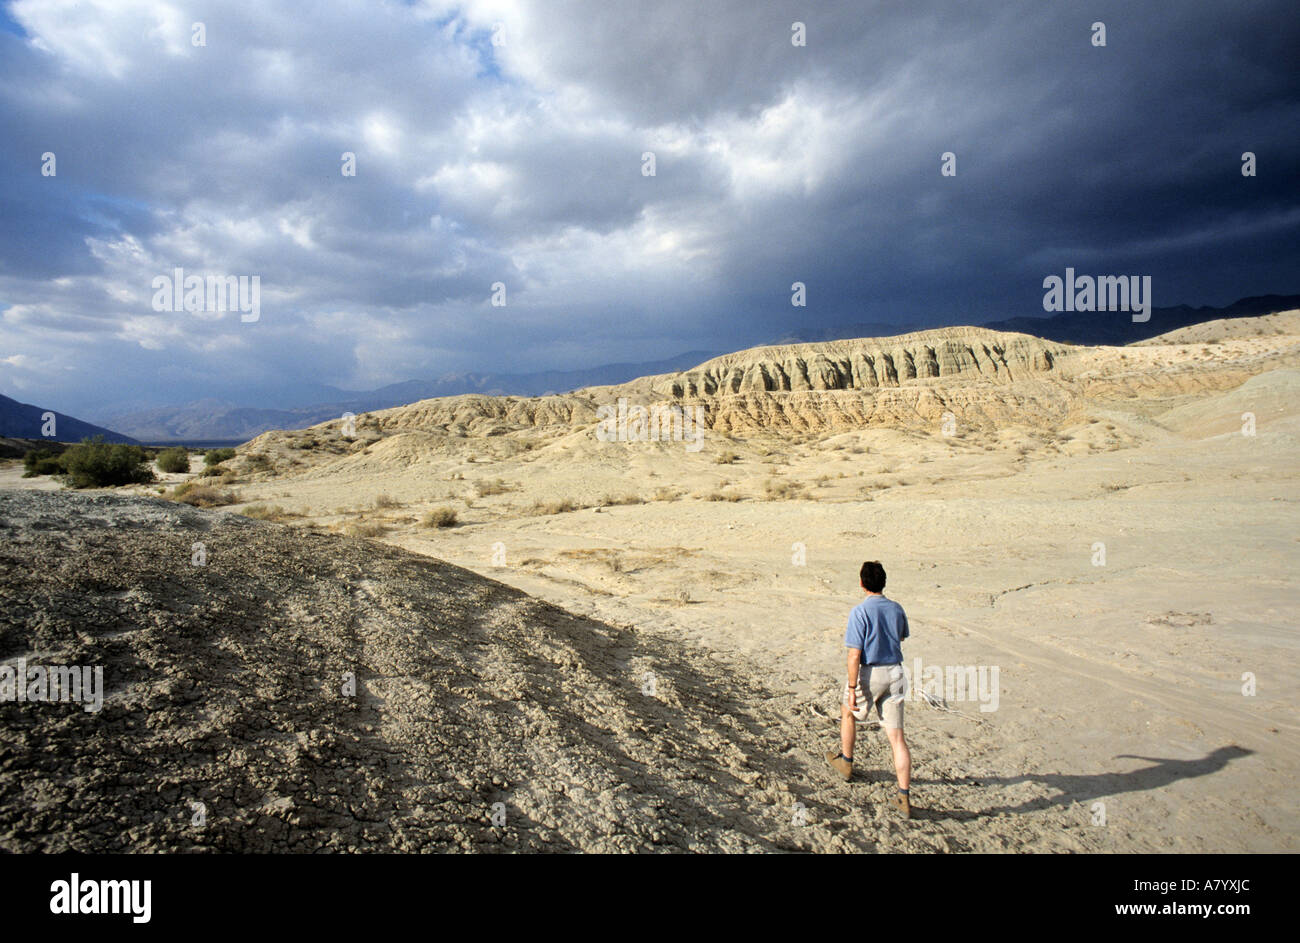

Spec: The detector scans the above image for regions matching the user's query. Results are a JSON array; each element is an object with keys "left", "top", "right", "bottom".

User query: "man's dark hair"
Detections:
[{"left": 860, "top": 561, "right": 887, "bottom": 593}]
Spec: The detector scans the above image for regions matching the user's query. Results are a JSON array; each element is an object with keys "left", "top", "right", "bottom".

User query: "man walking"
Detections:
[{"left": 826, "top": 560, "right": 912, "bottom": 818}]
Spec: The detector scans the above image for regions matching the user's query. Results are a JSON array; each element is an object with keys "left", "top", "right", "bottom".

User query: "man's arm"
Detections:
[{"left": 846, "top": 647, "right": 862, "bottom": 707}]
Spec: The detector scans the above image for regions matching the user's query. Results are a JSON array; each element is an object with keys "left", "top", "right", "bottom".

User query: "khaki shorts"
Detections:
[{"left": 843, "top": 664, "right": 907, "bottom": 729}]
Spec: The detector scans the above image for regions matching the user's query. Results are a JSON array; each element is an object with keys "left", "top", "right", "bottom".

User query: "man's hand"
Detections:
[{"left": 846, "top": 685, "right": 856, "bottom": 710}]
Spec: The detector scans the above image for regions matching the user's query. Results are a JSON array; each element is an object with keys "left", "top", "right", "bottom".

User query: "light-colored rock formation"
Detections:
[
  {"left": 655, "top": 328, "right": 1073, "bottom": 397},
  {"left": 235, "top": 312, "right": 1300, "bottom": 457}
]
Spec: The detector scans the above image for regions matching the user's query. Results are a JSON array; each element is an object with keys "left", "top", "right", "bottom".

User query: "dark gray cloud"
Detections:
[{"left": 0, "top": 0, "right": 1296, "bottom": 418}]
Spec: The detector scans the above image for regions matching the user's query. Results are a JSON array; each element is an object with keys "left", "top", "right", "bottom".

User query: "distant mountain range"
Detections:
[
  {"left": 91, "top": 351, "right": 719, "bottom": 443},
  {"left": 775, "top": 294, "right": 1300, "bottom": 346},
  {"left": 980, "top": 293, "right": 1300, "bottom": 346},
  {"left": 16, "top": 292, "right": 1299, "bottom": 446},
  {"left": 0, "top": 393, "right": 141, "bottom": 445}
]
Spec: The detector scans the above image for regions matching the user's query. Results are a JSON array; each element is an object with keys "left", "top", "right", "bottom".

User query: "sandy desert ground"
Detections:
[{"left": 2, "top": 313, "right": 1297, "bottom": 852}]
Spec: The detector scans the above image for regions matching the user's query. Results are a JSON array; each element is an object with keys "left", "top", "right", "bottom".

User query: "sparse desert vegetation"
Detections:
[
  {"left": 239, "top": 504, "right": 303, "bottom": 522},
  {"left": 600, "top": 493, "right": 643, "bottom": 506},
  {"left": 243, "top": 452, "right": 273, "bottom": 472},
  {"left": 342, "top": 520, "right": 390, "bottom": 538},
  {"left": 705, "top": 489, "right": 743, "bottom": 501},
  {"left": 165, "top": 481, "right": 238, "bottom": 507},
  {"left": 473, "top": 478, "right": 514, "bottom": 496},
  {"left": 528, "top": 498, "right": 580, "bottom": 516},
  {"left": 421, "top": 506, "right": 459, "bottom": 528},
  {"left": 762, "top": 477, "right": 803, "bottom": 499}
]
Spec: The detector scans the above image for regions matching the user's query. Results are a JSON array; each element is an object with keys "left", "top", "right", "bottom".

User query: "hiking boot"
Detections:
[
  {"left": 825, "top": 751, "right": 853, "bottom": 781},
  {"left": 892, "top": 792, "right": 912, "bottom": 819}
]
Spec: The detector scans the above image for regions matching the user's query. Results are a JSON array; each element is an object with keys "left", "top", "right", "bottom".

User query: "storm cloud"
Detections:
[{"left": 1, "top": 0, "right": 1296, "bottom": 417}]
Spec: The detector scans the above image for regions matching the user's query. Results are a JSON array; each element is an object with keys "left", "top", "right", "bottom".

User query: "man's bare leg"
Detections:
[
  {"left": 840, "top": 703, "right": 856, "bottom": 761},
  {"left": 825, "top": 703, "right": 856, "bottom": 781},
  {"left": 885, "top": 727, "right": 911, "bottom": 790}
]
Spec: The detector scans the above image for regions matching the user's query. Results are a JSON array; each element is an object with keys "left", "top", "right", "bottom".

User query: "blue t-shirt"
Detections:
[{"left": 844, "top": 595, "right": 909, "bottom": 665}]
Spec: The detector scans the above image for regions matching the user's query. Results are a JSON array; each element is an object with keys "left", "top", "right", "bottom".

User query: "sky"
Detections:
[{"left": 1, "top": 0, "right": 1297, "bottom": 418}]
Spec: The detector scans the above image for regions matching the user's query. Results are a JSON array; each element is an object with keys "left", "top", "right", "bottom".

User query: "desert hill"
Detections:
[
  {"left": 87, "top": 293, "right": 1300, "bottom": 444},
  {"left": 658, "top": 327, "right": 1071, "bottom": 395},
  {"left": 226, "top": 313, "right": 1299, "bottom": 461},
  {"left": 0, "top": 491, "right": 802, "bottom": 852}
]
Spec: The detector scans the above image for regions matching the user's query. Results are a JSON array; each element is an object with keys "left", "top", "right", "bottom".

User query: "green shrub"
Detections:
[
  {"left": 60, "top": 437, "right": 155, "bottom": 488},
  {"left": 22, "top": 448, "right": 65, "bottom": 477},
  {"left": 204, "top": 447, "right": 237, "bottom": 466},
  {"left": 155, "top": 446, "right": 191, "bottom": 473}
]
